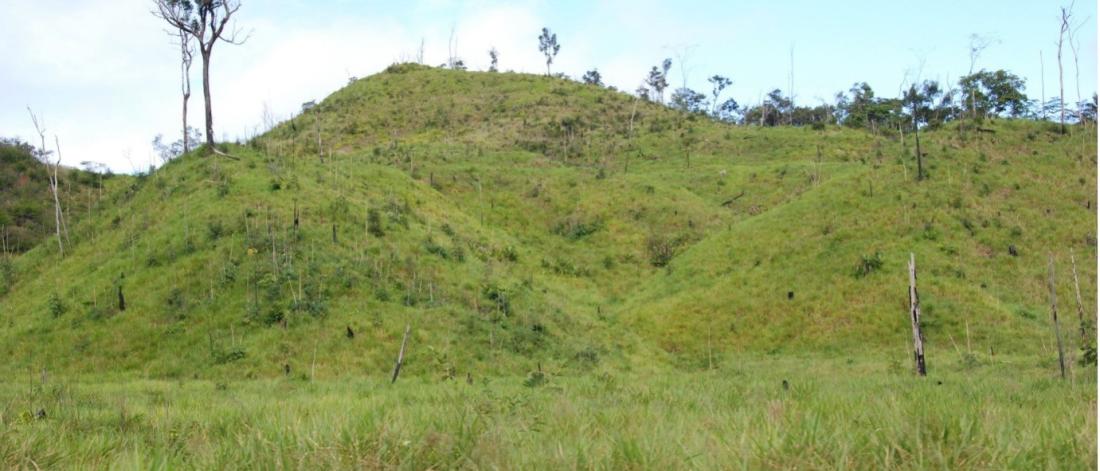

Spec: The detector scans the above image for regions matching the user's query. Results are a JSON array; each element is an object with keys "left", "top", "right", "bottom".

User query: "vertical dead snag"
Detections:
[
  {"left": 1048, "top": 254, "right": 1067, "bottom": 379},
  {"left": 908, "top": 253, "right": 926, "bottom": 376}
]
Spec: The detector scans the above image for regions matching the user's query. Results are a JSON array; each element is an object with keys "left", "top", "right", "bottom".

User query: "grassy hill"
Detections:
[{"left": 0, "top": 64, "right": 1095, "bottom": 380}]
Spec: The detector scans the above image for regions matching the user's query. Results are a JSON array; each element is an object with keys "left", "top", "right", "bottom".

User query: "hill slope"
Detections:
[{"left": 0, "top": 65, "right": 1095, "bottom": 378}]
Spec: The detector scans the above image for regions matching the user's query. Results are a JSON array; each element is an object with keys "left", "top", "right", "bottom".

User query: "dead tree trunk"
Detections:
[
  {"left": 908, "top": 253, "right": 926, "bottom": 376},
  {"left": 52, "top": 137, "right": 70, "bottom": 245},
  {"left": 1048, "top": 254, "right": 1066, "bottom": 379},
  {"left": 914, "top": 120, "right": 923, "bottom": 181},
  {"left": 178, "top": 29, "right": 193, "bottom": 154},
  {"left": 390, "top": 323, "right": 411, "bottom": 384}
]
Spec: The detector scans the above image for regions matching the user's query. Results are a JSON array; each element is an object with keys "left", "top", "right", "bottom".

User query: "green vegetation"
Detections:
[
  {"left": 0, "top": 138, "right": 113, "bottom": 254},
  {"left": 0, "top": 66, "right": 1095, "bottom": 468},
  {"left": 1, "top": 357, "right": 1093, "bottom": 469}
]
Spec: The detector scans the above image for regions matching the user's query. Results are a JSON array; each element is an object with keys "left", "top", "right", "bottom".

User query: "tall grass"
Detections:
[{"left": 1, "top": 356, "right": 1093, "bottom": 469}]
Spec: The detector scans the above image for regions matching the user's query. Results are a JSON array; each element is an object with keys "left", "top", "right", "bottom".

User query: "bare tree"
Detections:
[
  {"left": 788, "top": 44, "right": 795, "bottom": 125},
  {"left": 26, "top": 108, "right": 66, "bottom": 257},
  {"left": 154, "top": 0, "right": 247, "bottom": 150},
  {"left": 967, "top": 34, "right": 995, "bottom": 120},
  {"left": 1067, "top": 8, "right": 1088, "bottom": 123},
  {"left": 167, "top": 24, "right": 196, "bottom": 154},
  {"left": 447, "top": 24, "right": 460, "bottom": 69},
  {"left": 1040, "top": 50, "right": 1047, "bottom": 120},
  {"left": 1058, "top": 5, "right": 1071, "bottom": 133}
]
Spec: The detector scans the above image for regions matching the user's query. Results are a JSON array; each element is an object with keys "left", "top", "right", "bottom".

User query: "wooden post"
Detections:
[
  {"left": 390, "top": 323, "right": 411, "bottom": 384},
  {"left": 1048, "top": 254, "right": 1067, "bottom": 379},
  {"left": 908, "top": 253, "right": 927, "bottom": 376}
]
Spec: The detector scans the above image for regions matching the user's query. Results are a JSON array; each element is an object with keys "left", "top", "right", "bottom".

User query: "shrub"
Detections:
[
  {"left": 646, "top": 235, "right": 679, "bottom": 267},
  {"left": 552, "top": 217, "right": 601, "bottom": 240},
  {"left": 482, "top": 283, "right": 511, "bottom": 316},
  {"left": 367, "top": 208, "right": 385, "bottom": 238},
  {"left": 523, "top": 370, "right": 547, "bottom": 387},
  {"left": 213, "top": 348, "right": 246, "bottom": 364},
  {"left": 854, "top": 252, "right": 884, "bottom": 278},
  {"left": 424, "top": 238, "right": 449, "bottom": 259},
  {"left": 496, "top": 245, "right": 519, "bottom": 262},
  {"left": 166, "top": 287, "right": 186, "bottom": 315},
  {"left": 47, "top": 292, "right": 66, "bottom": 318},
  {"left": 207, "top": 220, "right": 226, "bottom": 241}
]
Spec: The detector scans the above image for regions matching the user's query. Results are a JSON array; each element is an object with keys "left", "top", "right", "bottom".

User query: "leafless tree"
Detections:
[
  {"left": 153, "top": 0, "right": 247, "bottom": 150},
  {"left": 447, "top": 25, "right": 459, "bottom": 69},
  {"left": 1040, "top": 50, "right": 1047, "bottom": 120},
  {"left": 1067, "top": 8, "right": 1088, "bottom": 123},
  {"left": 26, "top": 108, "right": 66, "bottom": 257},
  {"left": 789, "top": 45, "right": 797, "bottom": 125},
  {"left": 167, "top": 25, "right": 195, "bottom": 154},
  {"left": 1058, "top": 5, "right": 1071, "bottom": 133},
  {"left": 967, "top": 34, "right": 995, "bottom": 120}
]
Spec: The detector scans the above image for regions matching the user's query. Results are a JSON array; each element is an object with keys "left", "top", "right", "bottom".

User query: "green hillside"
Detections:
[
  {"left": 0, "top": 64, "right": 1095, "bottom": 379},
  {"left": 0, "top": 139, "right": 111, "bottom": 255}
]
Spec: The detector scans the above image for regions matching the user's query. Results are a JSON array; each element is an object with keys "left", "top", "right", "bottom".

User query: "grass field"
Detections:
[{"left": 1, "top": 355, "right": 1094, "bottom": 469}]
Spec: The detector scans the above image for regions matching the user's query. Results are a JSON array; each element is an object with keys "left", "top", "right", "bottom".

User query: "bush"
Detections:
[
  {"left": 496, "top": 245, "right": 519, "bottom": 262},
  {"left": 552, "top": 217, "right": 601, "bottom": 240},
  {"left": 646, "top": 235, "right": 679, "bottom": 267},
  {"left": 482, "top": 283, "right": 511, "bottom": 316},
  {"left": 424, "top": 238, "right": 449, "bottom": 259},
  {"left": 367, "top": 208, "right": 385, "bottom": 237},
  {"left": 207, "top": 220, "right": 226, "bottom": 241},
  {"left": 213, "top": 348, "right": 246, "bottom": 364},
  {"left": 854, "top": 252, "right": 884, "bottom": 278},
  {"left": 47, "top": 292, "right": 66, "bottom": 318},
  {"left": 166, "top": 287, "right": 186, "bottom": 316}
]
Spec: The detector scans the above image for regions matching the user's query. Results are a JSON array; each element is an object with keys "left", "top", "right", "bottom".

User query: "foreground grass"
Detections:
[{"left": 1, "top": 356, "right": 1093, "bottom": 470}]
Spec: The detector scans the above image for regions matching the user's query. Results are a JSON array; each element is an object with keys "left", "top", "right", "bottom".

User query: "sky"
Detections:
[{"left": 1, "top": 0, "right": 1096, "bottom": 172}]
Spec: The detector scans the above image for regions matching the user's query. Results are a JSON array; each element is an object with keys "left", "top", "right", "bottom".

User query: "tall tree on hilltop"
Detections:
[
  {"left": 708, "top": 75, "right": 732, "bottom": 117},
  {"left": 488, "top": 47, "right": 499, "bottom": 72},
  {"left": 538, "top": 27, "right": 560, "bottom": 76},
  {"left": 582, "top": 69, "right": 603, "bottom": 86},
  {"left": 158, "top": 4, "right": 196, "bottom": 155},
  {"left": 904, "top": 81, "right": 943, "bottom": 181},
  {"left": 645, "top": 59, "right": 672, "bottom": 104},
  {"left": 958, "top": 70, "right": 1028, "bottom": 119},
  {"left": 154, "top": 0, "right": 247, "bottom": 151}
]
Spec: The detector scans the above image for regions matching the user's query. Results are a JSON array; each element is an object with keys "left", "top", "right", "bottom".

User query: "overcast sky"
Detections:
[{"left": 1, "top": 0, "right": 1096, "bottom": 172}]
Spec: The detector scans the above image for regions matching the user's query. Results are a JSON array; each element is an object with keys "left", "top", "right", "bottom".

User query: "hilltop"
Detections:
[{"left": 0, "top": 64, "right": 1095, "bottom": 378}]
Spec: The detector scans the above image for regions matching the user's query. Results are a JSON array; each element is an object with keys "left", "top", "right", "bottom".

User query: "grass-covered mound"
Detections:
[{"left": 0, "top": 65, "right": 1094, "bottom": 380}]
